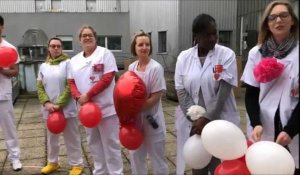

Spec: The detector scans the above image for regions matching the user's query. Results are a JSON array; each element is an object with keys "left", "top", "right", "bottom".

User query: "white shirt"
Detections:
[
  {"left": 175, "top": 44, "right": 240, "bottom": 126},
  {"left": 241, "top": 43, "right": 299, "bottom": 168},
  {"left": 0, "top": 39, "right": 20, "bottom": 101},
  {"left": 128, "top": 59, "right": 167, "bottom": 136},
  {"left": 37, "top": 59, "right": 77, "bottom": 119},
  {"left": 69, "top": 46, "right": 118, "bottom": 118}
]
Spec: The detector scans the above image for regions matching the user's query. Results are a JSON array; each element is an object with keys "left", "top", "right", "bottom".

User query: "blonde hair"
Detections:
[{"left": 257, "top": 0, "right": 299, "bottom": 44}]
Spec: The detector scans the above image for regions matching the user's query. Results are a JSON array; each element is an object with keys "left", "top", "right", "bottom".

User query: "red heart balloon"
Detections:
[
  {"left": 0, "top": 47, "right": 18, "bottom": 67},
  {"left": 113, "top": 71, "right": 146, "bottom": 124},
  {"left": 47, "top": 111, "right": 66, "bottom": 134},
  {"left": 214, "top": 159, "right": 251, "bottom": 175},
  {"left": 79, "top": 102, "right": 102, "bottom": 128},
  {"left": 119, "top": 123, "right": 143, "bottom": 150}
]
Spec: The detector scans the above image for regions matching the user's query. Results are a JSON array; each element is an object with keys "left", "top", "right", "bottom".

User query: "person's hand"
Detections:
[
  {"left": 252, "top": 125, "right": 263, "bottom": 142},
  {"left": 53, "top": 104, "right": 60, "bottom": 111},
  {"left": 78, "top": 93, "right": 89, "bottom": 105},
  {"left": 191, "top": 117, "right": 210, "bottom": 135},
  {"left": 44, "top": 102, "right": 57, "bottom": 112},
  {"left": 276, "top": 131, "right": 292, "bottom": 146}
]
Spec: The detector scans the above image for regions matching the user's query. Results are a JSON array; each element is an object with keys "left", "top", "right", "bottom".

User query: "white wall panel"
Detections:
[{"left": 0, "top": 0, "right": 35, "bottom": 13}]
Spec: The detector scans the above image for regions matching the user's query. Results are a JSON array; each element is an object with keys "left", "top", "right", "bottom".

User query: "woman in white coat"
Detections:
[
  {"left": 128, "top": 31, "right": 169, "bottom": 175},
  {"left": 174, "top": 14, "right": 240, "bottom": 175},
  {"left": 241, "top": 1, "right": 299, "bottom": 174},
  {"left": 36, "top": 37, "right": 83, "bottom": 175},
  {"left": 68, "top": 25, "right": 123, "bottom": 175}
]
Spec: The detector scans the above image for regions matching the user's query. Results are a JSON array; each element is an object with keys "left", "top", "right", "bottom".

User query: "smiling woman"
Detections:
[
  {"left": 67, "top": 25, "right": 123, "bottom": 175},
  {"left": 126, "top": 31, "right": 169, "bottom": 175},
  {"left": 241, "top": 0, "right": 299, "bottom": 174}
]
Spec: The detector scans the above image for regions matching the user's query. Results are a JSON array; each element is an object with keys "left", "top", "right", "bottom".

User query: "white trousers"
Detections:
[
  {"left": 0, "top": 100, "right": 21, "bottom": 162},
  {"left": 45, "top": 117, "right": 83, "bottom": 166},
  {"left": 175, "top": 106, "right": 192, "bottom": 175},
  {"left": 85, "top": 115, "right": 123, "bottom": 175},
  {"left": 129, "top": 128, "right": 169, "bottom": 175}
]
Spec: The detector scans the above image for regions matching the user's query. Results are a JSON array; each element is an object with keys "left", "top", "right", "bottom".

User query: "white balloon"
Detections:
[
  {"left": 246, "top": 141, "right": 295, "bottom": 175},
  {"left": 201, "top": 120, "right": 247, "bottom": 160},
  {"left": 183, "top": 135, "right": 212, "bottom": 169}
]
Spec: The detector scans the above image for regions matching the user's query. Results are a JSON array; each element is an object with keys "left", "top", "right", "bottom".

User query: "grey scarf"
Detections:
[{"left": 259, "top": 35, "right": 297, "bottom": 59}]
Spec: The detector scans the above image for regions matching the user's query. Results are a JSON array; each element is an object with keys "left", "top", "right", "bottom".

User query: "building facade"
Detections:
[{"left": 0, "top": 0, "right": 298, "bottom": 94}]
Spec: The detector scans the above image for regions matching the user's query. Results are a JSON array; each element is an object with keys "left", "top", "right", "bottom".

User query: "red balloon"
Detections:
[
  {"left": 47, "top": 111, "right": 66, "bottom": 134},
  {"left": 114, "top": 71, "right": 146, "bottom": 124},
  {"left": 79, "top": 102, "right": 102, "bottom": 128},
  {"left": 237, "top": 139, "right": 253, "bottom": 163},
  {"left": 214, "top": 159, "right": 251, "bottom": 175},
  {"left": 119, "top": 123, "right": 143, "bottom": 150},
  {"left": 0, "top": 47, "right": 18, "bottom": 67}
]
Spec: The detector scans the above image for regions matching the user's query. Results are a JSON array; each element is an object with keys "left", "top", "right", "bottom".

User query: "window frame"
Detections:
[
  {"left": 218, "top": 30, "right": 232, "bottom": 48},
  {"left": 35, "top": 0, "right": 45, "bottom": 12},
  {"left": 56, "top": 35, "right": 73, "bottom": 52},
  {"left": 51, "top": 0, "right": 62, "bottom": 11},
  {"left": 158, "top": 31, "right": 167, "bottom": 53},
  {"left": 86, "top": 0, "right": 96, "bottom": 12},
  {"left": 97, "top": 35, "right": 122, "bottom": 52}
]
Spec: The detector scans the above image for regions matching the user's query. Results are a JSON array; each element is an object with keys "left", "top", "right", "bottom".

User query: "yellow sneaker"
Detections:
[
  {"left": 69, "top": 166, "right": 83, "bottom": 175},
  {"left": 41, "top": 163, "right": 60, "bottom": 174}
]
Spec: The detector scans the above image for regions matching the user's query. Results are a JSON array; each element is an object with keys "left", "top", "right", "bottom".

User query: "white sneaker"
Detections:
[{"left": 11, "top": 160, "right": 22, "bottom": 171}]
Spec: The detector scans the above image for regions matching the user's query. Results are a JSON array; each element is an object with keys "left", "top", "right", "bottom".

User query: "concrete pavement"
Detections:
[{"left": 0, "top": 90, "right": 246, "bottom": 175}]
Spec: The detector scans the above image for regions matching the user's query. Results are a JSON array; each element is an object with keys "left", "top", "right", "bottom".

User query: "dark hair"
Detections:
[
  {"left": 192, "top": 13, "right": 216, "bottom": 35},
  {"left": 48, "top": 37, "right": 63, "bottom": 47},
  {"left": 258, "top": 0, "right": 299, "bottom": 44},
  {"left": 130, "top": 30, "right": 152, "bottom": 56},
  {"left": 46, "top": 37, "right": 63, "bottom": 61},
  {"left": 0, "top": 15, "right": 4, "bottom": 26}
]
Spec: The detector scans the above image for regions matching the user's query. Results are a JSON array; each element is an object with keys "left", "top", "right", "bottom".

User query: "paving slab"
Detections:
[{"left": 0, "top": 88, "right": 246, "bottom": 175}]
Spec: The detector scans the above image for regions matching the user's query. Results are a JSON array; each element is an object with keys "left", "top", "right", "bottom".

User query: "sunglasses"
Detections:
[
  {"left": 268, "top": 12, "right": 290, "bottom": 22},
  {"left": 49, "top": 44, "right": 62, "bottom": 49}
]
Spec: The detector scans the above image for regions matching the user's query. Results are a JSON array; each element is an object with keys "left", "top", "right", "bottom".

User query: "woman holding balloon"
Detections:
[
  {"left": 174, "top": 13, "right": 240, "bottom": 175},
  {"left": 36, "top": 37, "right": 83, "bottom": 175},
  {"left": 127, "top": 31, "right": 169, "bottom": 175},
  {"left": 68, "top": 25, "right": 123, "bottom": 175},
  {"left": 241, "top": 0, "right": 299, "bottom": 173}
]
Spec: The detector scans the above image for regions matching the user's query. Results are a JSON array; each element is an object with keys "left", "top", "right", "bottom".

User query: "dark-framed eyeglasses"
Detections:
[
  {"left": 81, "top": 34, "right": 95, "bottom": 38},
  {"left": 268, "top": 12, "right": 290, "bottom": 22},
  {"left": 49, "top": 44, "right": 62, "bottom": 49}
]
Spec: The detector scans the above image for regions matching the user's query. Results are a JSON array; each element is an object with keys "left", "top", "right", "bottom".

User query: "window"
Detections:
[
  {"left": 218, "top": 31, "right": 231, "bottom": 48},
  {"left": 57, "top": 36, "right": 73, "bottom": 52},
  {"left": 51, "top": 0, "right": 61, "bottom": 10},
  {"left": 97, "top": 36, "right": 122, "bottom": 51},
  {"left": 86, "top": 0, "right": 96, "bottom": 12},
  {"left": 158, "top": 31, "right": 167, "bottom": 53},
  {"left": 35, "top": 0, "right": 45, "bottom": 12}
]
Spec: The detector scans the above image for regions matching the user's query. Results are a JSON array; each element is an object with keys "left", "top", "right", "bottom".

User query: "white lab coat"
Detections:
[
  {"left": 37, "top": 59, "right": 77, "bottom": 119},
  {"left": 128, "top": 59, "right": 169, "bottom": 175},
  {"left": 37, "top": 59, "right": 83, "bottom": 166},
  {"left": 174, "top": 44, "right": 240, "bottom": 174},
  {"left": 0, "top": 39, "right": 21, "bottom": 163},
  {"left": 69, "top": 46, "right": 118, "bottom": 119},
  {"left": 241, "top": 43, "right": 299, "bottom": 168},
  {"left": 69, "top": 46, "right": 123, "bottom": 175}
]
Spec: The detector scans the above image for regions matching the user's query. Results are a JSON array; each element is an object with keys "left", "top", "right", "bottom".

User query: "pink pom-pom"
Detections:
[{"left": 253, "top": 57, "right": 284, "bottom": 83}]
